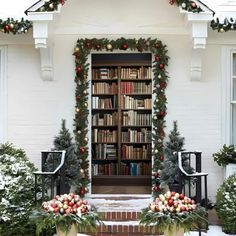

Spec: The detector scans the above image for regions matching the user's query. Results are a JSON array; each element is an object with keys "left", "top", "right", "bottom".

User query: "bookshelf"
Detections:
[{"left": 91, "top": 53, "right": 152, "bottom": 193}]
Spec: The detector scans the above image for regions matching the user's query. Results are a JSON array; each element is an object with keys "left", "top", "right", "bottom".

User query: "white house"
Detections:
[{"left": 0, "top": 0, "right": 236, "bottom": 201}]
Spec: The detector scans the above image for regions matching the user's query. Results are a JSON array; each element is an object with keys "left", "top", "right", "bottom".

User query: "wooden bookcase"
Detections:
[{"left": 91, "top": 53, "right": 152, "bottom": 193}]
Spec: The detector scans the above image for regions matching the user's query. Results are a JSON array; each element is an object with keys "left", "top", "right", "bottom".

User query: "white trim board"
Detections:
[
  {"left": 0, "top": 46, "right": 7, "bottom": 143},
  {"left": 221, "top": 46, "right": 236, "bottom": 145}
]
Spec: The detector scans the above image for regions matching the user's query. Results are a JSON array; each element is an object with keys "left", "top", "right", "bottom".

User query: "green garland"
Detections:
[
  {"left": 211, "top": 18, "right": 236, "bottom": 32},
  {"left": 0, "top": 18, "right": 32, "bottom": 34},
  {"left": 169, "top": 0, "right": 203, "bottom": 13},
  {"left": 73, "top": 37, "right": 169, "bottom": 197},
  {"left": 140, "top": 206, "right": 207, "bottom": 235},
  {"left": 36, "top": 0, "right": 67, "bottom": 12}
]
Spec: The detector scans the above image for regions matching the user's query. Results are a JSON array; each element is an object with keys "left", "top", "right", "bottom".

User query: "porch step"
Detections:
[
  {"left": 86, "top": 195, "right": 162, "bottom": 235},
  {"left": 101, "top": 211, "right": 141, "bottom": 221},
  {"left": 89, "top": 221, "right": 161, "bottom": 235}
]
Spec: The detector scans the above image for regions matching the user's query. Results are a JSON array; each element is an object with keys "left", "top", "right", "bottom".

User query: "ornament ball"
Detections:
[
  {"left": 106, "top": 43, "right": 113, "bottom": 50},
  {"left": 49, "top": 3, "right": 54, "bottom": 9}
]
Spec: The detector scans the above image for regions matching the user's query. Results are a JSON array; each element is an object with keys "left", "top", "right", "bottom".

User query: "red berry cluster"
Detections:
[
  {"left": 149, "top": 191, "right": 196, "bottom": 213},
  {"left": 42, "top": 193, "right": 91, "bottom": 216}
]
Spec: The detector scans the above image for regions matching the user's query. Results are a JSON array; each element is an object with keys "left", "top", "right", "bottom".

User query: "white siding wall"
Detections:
[{"left": 1, "top": 0, "right": 234, "bottom": 200}]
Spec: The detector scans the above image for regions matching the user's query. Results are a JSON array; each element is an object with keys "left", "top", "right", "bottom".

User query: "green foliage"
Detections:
[
  {"left": 216, "top": 174, "right": 236, "bottom": 234},
  {"left": 174, "top": 0, "right": 203, "bottom": 13},
  {"left": 0, "top": 143, "right": 36, "bottom": 236},
  {"left": 213, "top": 144, "right": 236, "bottom": 166},
  {"left": 160, "top": 121, "right": 187, "bottom": 187},
  {"left": 0, "top": 18, "right": 32, "bottom": 34},
  {"left": 35, "top": 210, "right": 102, "bottom": 235},
  {"left": 46, "top": 119, "right": 79, "bottom": 189},
  {"left": 140, "top": 206, "right": 207, "bottom": 235}
]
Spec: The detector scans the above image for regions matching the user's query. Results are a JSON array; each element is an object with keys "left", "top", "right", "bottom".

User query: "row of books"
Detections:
[
  {"left": 92, "top": 163, "right": 117, "bottom": 176},
  {"left": 121, "top": 128, "right": 152, "bottom": 143},
  {"left": 92, "top": 82, "right": 117, "bottom": 94},
  {"left": 121, "top": 144, "right": 152, "bottom": 160},
  {"left": 122, "top": 111, "right": 152, "bottom": 126},
  {"left": 92, "top": 112, "right": 118, "bottom": 126},
  {"left": 121, "top": 95, "right": 152, "bottom": 109},
  {"left": 93, "top": 129, "right": 117, "bottom": 143},
  {"left": 92, "top": 144, "right": 117, "bottom": 160},
  {"left": 92, "top": 68, "right": 118, "bottom": 80},
  {"left": 92, "top": 97, "right": 117, "bottom": 109},
  {"left": 120, "top": 162, "right": 151, "bottom": 176},
  {"left": 120, "top": 67, "right": 152, "bottom": 79},
  {"left": 121, "top": 82, "right": 152, "bottom": 94}
]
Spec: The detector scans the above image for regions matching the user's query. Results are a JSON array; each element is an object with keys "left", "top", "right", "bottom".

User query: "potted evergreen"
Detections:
[
  {"left": 213, "top": 144, "right": 236, "bottom": 178},
  {"left": 160, "top": 121, "right": 190, "bottom": 192}
]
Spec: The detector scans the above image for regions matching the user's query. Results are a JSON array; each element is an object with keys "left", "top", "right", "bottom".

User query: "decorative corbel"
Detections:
[
  {"left": 190, "top": 48, "right": 203, "bottom": 81},
  {"left": 180, "top": 3, "right": 213, "bottom": 81},
  {"left": 39, "top": 46, "right": 53, "bottom": 81},
  {"left": 27, "top": 12, "right": 54, "bottom": 80}
]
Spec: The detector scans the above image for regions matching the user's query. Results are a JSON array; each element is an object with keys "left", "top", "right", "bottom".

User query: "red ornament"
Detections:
[
  {"left": 60, "top": 0, "right": 65, "bottom": 5},
  {"left": 168, "top": 199, "right": 174, "bottom": 206},
  {"left": 79, "top": 147, "right": 86, "bottom": 153},
  {"left": 155, "top": 55, "right": 161, "bottom": 61},
  {"left": 153, "top": 185, "right": 160, "bottom": 192},
  {"left": 159, "top": 63, "right": 165, "bottom": 70},
  {"left": 153, "top": 172, "right": 160, "bottom": 179},
  {"left": 191, "top": 2, "right": 197, "bottom": 8},
  {"left": 169, "top": 0, "right": 176, "bottom": 5},
  {"left": 76, "top": 95, "right": 81, "bottom": 101},
  {"left": 160, "top": 82, "right": 167, "bottom": 89},
  {"left": 155, "top": 43, "right": 161, "bottom": 48},
  {"left": 76, "top": 66, "right": 83, "bottom": 74},
  {"left": 4, "top": 25, "right": 9, "bottom": 31},
  {"left": 79, "top": 188, "right": 86, "bottom": 197},
  {"left": 122, "top": 43, "right": 128, "bottom": 50},
  {"left": 159, "top": 111, "right": 166, "bottom": 118},
  {"left": 85, "top": 40, "right": 92, "bottom": 49},
  {"left": 96, "top": 44, "right": 101, "bottom": 50},
  {"left": 159, "top": 155, "right": 164, "bottom": 161},
  {"left": 179, "top": 193, "right": 185, "bottom": 200}
]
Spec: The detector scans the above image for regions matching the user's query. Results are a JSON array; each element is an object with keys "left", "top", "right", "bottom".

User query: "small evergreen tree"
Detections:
[
  {"left": 160, "top": 121, "right": 187, "bottom": 188},
  {"left": 46, "top": 120, "right": 79, "bottom": 189}
]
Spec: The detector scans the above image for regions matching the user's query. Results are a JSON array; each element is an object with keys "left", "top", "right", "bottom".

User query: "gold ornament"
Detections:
[
  {"left": 76, "top": 108, "right": 80, "bottom": 113},
  {"left": 158, "top": 74, "right": 162, "bottom": 79},
  {"left": 49, "top": 3, "right": 54, "bottom": 9},
  {"left": 84, "top": 102, "right": 88, "bottom": 107},
  {"left": 77, "top": 130, "right": 81, "bottom": 134},
  {"left": 106, "top": 43, "right": 113, "bottom": 50},
  {"left": 75, "top": 47, "right": 80, "bottom": 52},
  {"left": 80, "top": 169, "right": 85, "bottom": 174},
  {"left": 84, "top": 137, "right": 89, "bottom": 142},
  {"left": 219, "top": 28, "right": 225, "bottom": 33},
  {"left": 9, "top": 23, "right": 14, "bottom": 29}
]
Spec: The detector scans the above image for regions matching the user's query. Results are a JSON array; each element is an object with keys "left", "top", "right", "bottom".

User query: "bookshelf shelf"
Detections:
[
  {"left": 91, "top": 53, "right": 152, "bottom": 191},
  {"left": 121, "top": 78, "right": 152, "bottom": 81}
]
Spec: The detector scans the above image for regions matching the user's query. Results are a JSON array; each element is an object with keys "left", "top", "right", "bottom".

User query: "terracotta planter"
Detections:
[
  {"left": 164, "top": 226, "right": 184, "bottom": 236},
  {"left": 56, "top": 223, "right": 78, "bottom": 236}
]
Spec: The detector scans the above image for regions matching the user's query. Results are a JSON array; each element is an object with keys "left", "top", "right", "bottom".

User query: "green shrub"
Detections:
[
  {"left": 216, "top": 174, "right": 236, "bottom": 234},
  {"left": 213, "top": 144, "right": 236, "bottom": 166},
  {"left": 0, "top": 143, "right": 36, "bottom": 236}
]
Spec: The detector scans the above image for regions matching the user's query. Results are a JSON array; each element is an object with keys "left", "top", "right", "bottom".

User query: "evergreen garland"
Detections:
[
  {"left": 211, "top": 18, "right": 236, "bottom": 32},
  {"left": 169, "top": 0, "right": 203, "bottom": 13},
  {"left": 0, "top": 18, "right": 32, "bottom": 34},
  {"left": 36, "top": 0, "right": 67, "bottom": 12},
  {"left": 73, "top": 37, "right": 169, "bottom": 197}
]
